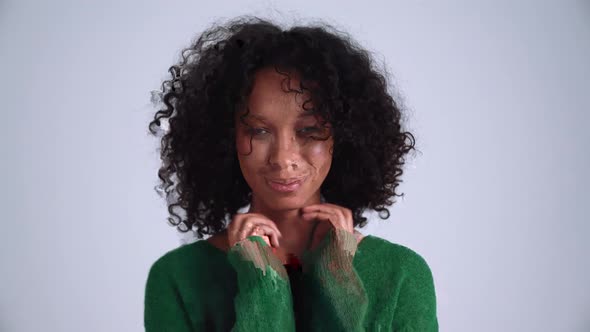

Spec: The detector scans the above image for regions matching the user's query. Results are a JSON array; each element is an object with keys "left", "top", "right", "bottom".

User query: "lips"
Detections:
[
  {"left": 266, "top": 175, "right": 307, "bottom": 193},
  {"left": 267, "top": 176, "right": 306, "bottom": 185}
]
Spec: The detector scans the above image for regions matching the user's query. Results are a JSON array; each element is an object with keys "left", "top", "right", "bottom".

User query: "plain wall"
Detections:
[{"left": 1, "top": 0, "right": 588, "bottom": 331}]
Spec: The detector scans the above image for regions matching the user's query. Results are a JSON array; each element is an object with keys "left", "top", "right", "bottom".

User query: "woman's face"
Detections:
[{"left": 235, "top": 67, "right": 334, "bottom": 211}]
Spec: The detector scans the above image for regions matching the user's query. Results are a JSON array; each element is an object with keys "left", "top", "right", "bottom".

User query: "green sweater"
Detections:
[{"left": 144, "top": 228, "right": 438, "bottom": 331}]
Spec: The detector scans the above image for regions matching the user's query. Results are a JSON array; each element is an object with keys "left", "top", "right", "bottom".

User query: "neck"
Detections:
[{"left": 248, "top": 193, "right": 321, "bottom": 256}]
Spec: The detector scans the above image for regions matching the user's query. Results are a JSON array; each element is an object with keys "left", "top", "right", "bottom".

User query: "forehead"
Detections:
[{"left": 242, "top": 67, "right": 315, "bottom": 121}]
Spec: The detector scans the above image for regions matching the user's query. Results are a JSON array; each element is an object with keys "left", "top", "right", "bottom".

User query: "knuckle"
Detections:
[{"left": 345, "top": 210, "right": 352, "bottom": 220}]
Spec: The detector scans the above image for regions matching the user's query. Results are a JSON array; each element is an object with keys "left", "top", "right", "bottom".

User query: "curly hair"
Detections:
[{"left": 148, "top": 16, "right": 416, "bottom": 239}]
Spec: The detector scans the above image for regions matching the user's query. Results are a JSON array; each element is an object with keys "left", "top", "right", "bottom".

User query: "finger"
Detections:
[
  {"left": 245, "top": 216, "right": 283, "bottom": 238},
  {"left": 249, "top": 224, "right": 281, "bottom": 248},
  {"left": 229, "top": 213, "right": 282, "bottom": 247},
  {"left": 262, "top": 220, "right": 283, "bottom": 239},
  {"left": 302, "top": 204, "right": 353, "bottom": 232},
  {"left": 303, "top": 203, "right": 349, "bottom": 213},
  {"left": 251, "top": 227, "right": 271, "bottom": 247},
  {"left": 302, "top": 211, "right": 339, "bottom": 229},
  {"left": 302, "top": 203, "right": 343, "bottom": 216},
  {"left": 303, "top": 210, "right": 353, "bottom": 233},
  {"left": 260, "top": 235, "right": 271, "bottom": 247},
  {"left": 236, "top": 222, "right": 254, "bottom": 241}
]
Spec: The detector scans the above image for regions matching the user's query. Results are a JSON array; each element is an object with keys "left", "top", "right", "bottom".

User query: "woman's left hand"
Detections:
[
  {"left": 301, "top": 203, "right": 357, "bottom": 252},
  {"left": 301, "top": 203, "right": 354, "bottom": 233}
]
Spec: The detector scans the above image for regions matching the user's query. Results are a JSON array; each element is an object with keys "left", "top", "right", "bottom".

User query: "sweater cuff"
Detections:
[
  {"left": 300, "top": 227, "right": 359, "bottom": 273},
  {"left": 228, "top": 235, "right": 288, "bottom": 280}
]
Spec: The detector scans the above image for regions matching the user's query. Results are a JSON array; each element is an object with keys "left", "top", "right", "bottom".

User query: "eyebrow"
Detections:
[{"left": 247, "top": 111, "right": 316, "bottom": 122}]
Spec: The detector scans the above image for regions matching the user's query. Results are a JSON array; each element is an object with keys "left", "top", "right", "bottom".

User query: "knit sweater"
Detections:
[{"left": 144, "top": 228, "right": 438, "bottom": 331}]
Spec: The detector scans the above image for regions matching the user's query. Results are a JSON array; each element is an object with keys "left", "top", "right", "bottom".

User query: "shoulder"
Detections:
[
  {"left": 147, "top": 240, "right": 225, "bottom": 282},
  {"left": 361, "top": 235, "right": 435, "bottom": 279},
  {"left": 149, "top": 241, "right": 203, "bottom": 269}
]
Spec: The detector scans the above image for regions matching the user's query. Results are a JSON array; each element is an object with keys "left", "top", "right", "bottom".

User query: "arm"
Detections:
[
  {"left": 392, "top": 252, "right": 438, "bottom": 332},
  {"left": 227, "top": 235, "right": 297, "bottom": 332},
  {"left": 300, "top": 227, "right": 369, "bottom": 331},
  {"left": 144, "top": 258, "right": 194, "bottom": 332}
]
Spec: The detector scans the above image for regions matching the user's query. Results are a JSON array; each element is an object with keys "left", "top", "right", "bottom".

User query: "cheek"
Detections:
[
  {"left": 235, "top": 135, "right": 268, "bottom": 174},
  {"left": 235, "top": 134, "right": 252, "bottom": 155},
  {"left": 308, "top": 140, "right": 333, "bottom": 173}
]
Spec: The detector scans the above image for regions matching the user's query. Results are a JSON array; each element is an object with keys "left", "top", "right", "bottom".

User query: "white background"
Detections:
[{"left": 1, "top": 0, "right": 589, "bottom": 331}]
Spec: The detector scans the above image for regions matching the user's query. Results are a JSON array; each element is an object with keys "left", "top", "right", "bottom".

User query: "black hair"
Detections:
[{"left": 148, "top": 16, "right": 416, "bottom": 238}]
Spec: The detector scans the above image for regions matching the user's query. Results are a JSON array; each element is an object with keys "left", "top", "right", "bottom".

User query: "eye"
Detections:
[
  {"left": 248, "top": 127, "right": 269, "bottom": 136},
  {"left": 298, "top": 126, "right": 321, "bottom": 134}
]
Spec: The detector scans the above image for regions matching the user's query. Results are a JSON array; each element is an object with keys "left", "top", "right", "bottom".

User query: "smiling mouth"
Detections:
[{"left": 266, "top": 176, "right": 307, "bottom": 193}]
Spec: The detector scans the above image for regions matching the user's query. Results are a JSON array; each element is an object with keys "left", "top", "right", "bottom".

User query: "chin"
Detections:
[
  {"left": 259, "top": 193, "right": 309, "bottom": 211},
  {"left": 270, "top": 198, "right": 306, "bottom": 210}
]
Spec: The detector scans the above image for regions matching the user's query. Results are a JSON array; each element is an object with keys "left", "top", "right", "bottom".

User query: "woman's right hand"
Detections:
[{"left": 227, "top": 213, "right": 283, "bottom": 249}]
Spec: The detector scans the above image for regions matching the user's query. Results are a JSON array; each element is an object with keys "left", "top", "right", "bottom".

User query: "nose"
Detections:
[{"left": 267, "top": 132, "right": 300, "bottom": 170}]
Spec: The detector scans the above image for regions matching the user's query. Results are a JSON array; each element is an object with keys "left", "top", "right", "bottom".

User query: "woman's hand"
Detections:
[
  {"left": 301, "top": 203, "right": 354, "bottom": 232},
  {"left": 301, "top": 203, "right": 357, "bottom": 252},
  {"left": 299, "top": 203, "right": 369, "bottom": 331},
  {"left": 227, "top": 213, "right": 283, "bottom": 248}
]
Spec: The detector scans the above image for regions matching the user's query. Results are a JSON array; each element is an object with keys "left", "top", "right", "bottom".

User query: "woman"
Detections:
[{"left": 144, "top": 16, "right": 438, "bottom": 331}]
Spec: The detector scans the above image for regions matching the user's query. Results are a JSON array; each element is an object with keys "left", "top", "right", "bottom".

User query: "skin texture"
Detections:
[
  {"left": 209, "top": 67, "right": 363, "bottom": 262},
  {"left": 145, "top": 19, "right": 433, "bottom": 330},
  {"left": 148, "top": 18, "right": 418, "bottom": 242},
  {"left": 236, "top": 67, "right": 333, "bottom": 217}
]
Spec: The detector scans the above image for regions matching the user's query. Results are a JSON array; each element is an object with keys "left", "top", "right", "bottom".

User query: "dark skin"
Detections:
[{"left": 207, "top": 67, "right": 363, "bottom": 263}]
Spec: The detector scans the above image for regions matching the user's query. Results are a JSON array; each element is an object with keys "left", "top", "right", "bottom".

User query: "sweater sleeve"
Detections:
[
  {"left": 226, "top": 235, "right": 297, "bottom": 332},
  {"left": 300, "top": 227, "right": 369, "bottom": 331},
  {"left": 391, "top": 250, "right": 438, "bottom": 332},
  {"left": 144, "top": 256, "right": 194, "bottom": 332}
]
